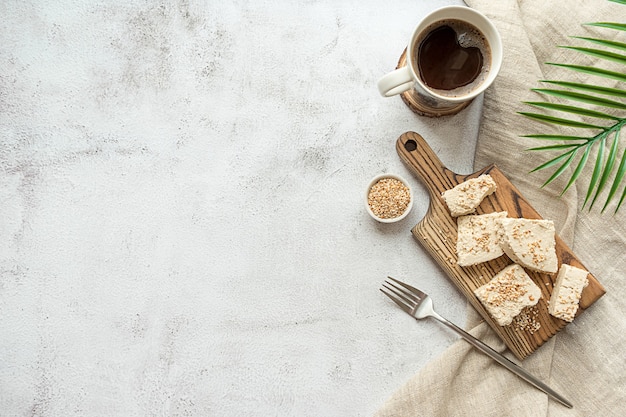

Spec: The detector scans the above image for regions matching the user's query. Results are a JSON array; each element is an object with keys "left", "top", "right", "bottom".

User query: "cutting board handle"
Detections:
[{"left": 396, "top": 131, "right": 462, "bottom": 200}]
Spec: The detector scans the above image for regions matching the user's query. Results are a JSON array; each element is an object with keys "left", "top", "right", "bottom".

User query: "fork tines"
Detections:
[{"left": 380, "top": 276, "right": 425, "bottom": 313}]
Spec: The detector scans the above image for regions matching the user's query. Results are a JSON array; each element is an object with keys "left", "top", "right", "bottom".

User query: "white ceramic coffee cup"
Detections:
[{"left": 377, "top": 6, "right": 502, "bottom": 107}]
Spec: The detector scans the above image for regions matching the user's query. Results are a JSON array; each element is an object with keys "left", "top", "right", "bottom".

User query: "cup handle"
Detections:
[{"left": 377, "top": 66, "right": 414, "bottom": 97}]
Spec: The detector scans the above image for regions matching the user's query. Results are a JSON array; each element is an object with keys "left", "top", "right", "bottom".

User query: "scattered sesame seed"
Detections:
[{"left": 513, "top": 306, "right": 541, "bottom": 334}]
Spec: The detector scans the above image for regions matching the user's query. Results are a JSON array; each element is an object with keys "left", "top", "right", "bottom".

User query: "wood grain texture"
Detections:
[{"left": 397, "top": 131, "right": 606, "bottom": 360}]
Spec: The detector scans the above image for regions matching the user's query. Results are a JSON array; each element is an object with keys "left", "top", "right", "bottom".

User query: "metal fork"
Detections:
[{"left": 381, "top": 276, "right": 573, "bottom": 409}]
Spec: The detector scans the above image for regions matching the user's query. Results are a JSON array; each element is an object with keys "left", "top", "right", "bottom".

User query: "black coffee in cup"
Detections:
[{"left": 413, "top": 19, "right": 491, "bottom": 97}]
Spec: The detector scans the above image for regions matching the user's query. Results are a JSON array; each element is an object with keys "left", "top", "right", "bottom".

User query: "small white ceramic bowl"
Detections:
[{"left": 365, "top": 173, "right": 413, "bottom": 223}]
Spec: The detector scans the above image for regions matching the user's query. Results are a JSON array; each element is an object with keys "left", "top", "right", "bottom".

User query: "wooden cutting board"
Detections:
[{"left": 397, "top": 131, "right": 606, "bottom": 360}]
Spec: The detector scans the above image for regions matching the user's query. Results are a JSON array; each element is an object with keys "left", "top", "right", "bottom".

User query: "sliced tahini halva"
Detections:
[
  {"left": 500, "top": 218, "right": 558, "bottom": 273},
  {"left": 474, "top": 264, "right": 542, "bottom": 326},
  {"left": 548, "top": 264, "right": 589, "bottom": 322},
  {"left": 456, "top": 212, "right": 507, "bottom": 266},
  {"left": 442, "top": 174, "right": 497, "bottom": 217}
]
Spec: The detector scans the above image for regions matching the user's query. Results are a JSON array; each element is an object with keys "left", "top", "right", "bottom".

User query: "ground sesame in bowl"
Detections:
[{"left": 365, "top": 174, "right": 413, "bottom": 223}]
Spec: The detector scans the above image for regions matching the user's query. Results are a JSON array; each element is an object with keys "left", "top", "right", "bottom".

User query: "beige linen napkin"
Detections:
[{"left": 375, "top": 1, "right": 626, "bottom": 415}]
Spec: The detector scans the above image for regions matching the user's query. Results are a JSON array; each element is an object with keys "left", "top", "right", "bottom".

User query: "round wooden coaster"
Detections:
[{"left": 396, "top": 48, "right": 472, "bottom": 117}]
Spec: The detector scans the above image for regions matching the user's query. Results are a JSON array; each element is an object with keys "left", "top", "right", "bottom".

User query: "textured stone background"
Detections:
[{"left": 0, "top": 0, "right": 483, "bottom": 415}]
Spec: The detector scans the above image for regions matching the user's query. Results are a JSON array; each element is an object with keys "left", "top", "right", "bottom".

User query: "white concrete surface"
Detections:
[{"left": 0, "top": 1, "right": 482, "bottom": 415}]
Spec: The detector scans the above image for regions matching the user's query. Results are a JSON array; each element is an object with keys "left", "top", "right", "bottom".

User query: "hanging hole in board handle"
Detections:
[{"left": 404, "top": 140, "right": 417, "bottom": 152}]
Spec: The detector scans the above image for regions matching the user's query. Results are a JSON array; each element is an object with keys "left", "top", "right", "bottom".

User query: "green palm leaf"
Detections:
[
  {"left": 613, "top": 147, "right": 626, "bottom": 211},
  {"left": 539, "top": 81, "right": 626, "bottom": 98},
  {"left": 524, "top": 101, "right": 621, "bottom": 119},
  {"left": 572, "top": 37, "right": 626, "bottom": 52},
  {"left": 563, "top": 145, "right": 592, "bottom": 195},
  {"left": 586, "top": 22, "right": 626, "bottom": 31},
  {"left": 527, "top": 144, "right": 580, "bottom": 151},
  {"left": 519, "top": 112, "right": 606, "bottom": 129},
  {"left": 560, "top": 46, "right": 626, "bottom": 65},
  {"left": 522, "top": 1, "right": 626, "bottom": 212},
  {"left": 522, "top": 134, "right": 591, "bottom": 141},
  {"left": 605, "top": 136, "right": 626, "bottom": 212},
  {"left": 529, "top": 149, "right": 577, "bottom": 173},
  {"left": 617, "top": 179, "right": 626, "bottom": 211},
  {"left": 531, "top": 88, "right": 626, "bottom": 109},
  {"left": 541, "top": 149, "right": 578, "bottom": 187},
  {"left": 584, "top": 135, "right": 607, "bottom": 209},
  {"left": 547, "top": 63, "right": 626, "bottom": 82},
  {"left": 590, "top": 132, "right": 620, "bottom": 209}
]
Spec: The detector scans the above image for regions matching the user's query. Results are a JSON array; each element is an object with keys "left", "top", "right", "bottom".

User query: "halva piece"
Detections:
[
  {"left": 456, "top": 212, "right": 507, "bottom": 266},
  {"left": 500, "top": 218, "right": 558, "bottom": 273},
  {"left": 442, "top": 174, "right": 497, "bottom": 217},
  {"left": 474, "top": 264, "right": 542, "bottom": 326},
  {"left": 548, "top": 264, "right": 589, "bottom": 322}
]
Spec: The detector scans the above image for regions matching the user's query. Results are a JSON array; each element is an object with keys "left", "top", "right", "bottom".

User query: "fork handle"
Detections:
[{"left": 430, "top": 313, "right": 573, "bottom": 409}]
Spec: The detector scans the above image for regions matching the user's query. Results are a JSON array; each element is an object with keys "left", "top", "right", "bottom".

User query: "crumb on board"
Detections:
[{"left": 512, "top": 306, "right": 541, "bottom": 334}]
